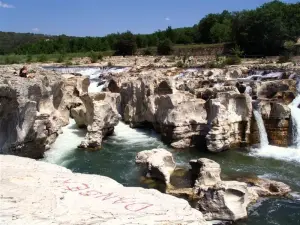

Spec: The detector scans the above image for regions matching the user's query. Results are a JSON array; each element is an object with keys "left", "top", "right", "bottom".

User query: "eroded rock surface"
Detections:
[
  {"left": 0, "top": 68, "right": 87, "bottom": 158},
  {"left": 0, "top": 155, "right": 208, "bottom": 225},
  {"left": 191, "top": 158, "right": 250, "bottom": 221},
  {"left": 136, "top": 148, "right": 176, "bottom": 184},
  {"left": 78, "top": 92, "right": 121, "bottom": 149}
]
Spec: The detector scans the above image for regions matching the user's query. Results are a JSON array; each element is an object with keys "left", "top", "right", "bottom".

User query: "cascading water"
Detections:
[
  {"left": 289, "top": 79, "right": 300, "bottom": 149},
  {"left": 253, "top": 109, "right": 269, "bottom": 148},
  {"left": 44, "top": 66, "right": 131, "bottom": 93},
  {"left": 251, "top": 108, "right": 300, "bottom": 163}
]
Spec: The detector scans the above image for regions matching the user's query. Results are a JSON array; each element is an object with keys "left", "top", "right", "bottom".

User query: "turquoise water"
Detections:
[{"left": 43, "top": 120, "right": 300, "bottom": 225}]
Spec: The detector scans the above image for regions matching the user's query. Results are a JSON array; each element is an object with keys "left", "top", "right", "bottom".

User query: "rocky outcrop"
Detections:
[
  {"left": 78, "top": 92, "right": 121, "bottom": 149},
  {"left": 136, "top": 148, "right": 176, "bottom": 184},
  {"left": 206, "top": 92, "right": 252, "bottom": 152},
  {"left": 250, "top": 79, "right": 297, "bottom": 146},
  {"left": 190, "top": 158, "right": 251, "bottom": 221},
  {"left": 237, "top": 177, "right": 291, "bottom": 197},
  {"left": 0, "top": 68, "right": 87, "bottom": 159},
  {"left": 0, "top": 155, "right": 208, "bottom": 225},
  {"left": 120, "top": 72, "right": 208, "bottom": 149}
]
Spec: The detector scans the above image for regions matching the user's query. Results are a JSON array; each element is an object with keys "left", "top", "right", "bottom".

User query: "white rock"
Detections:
[
  {"left": 0, "top": 155, "right": 208, "bottom": 225},
  {"left": 136, "top": 148, "right": 176, "bottom": 184}
]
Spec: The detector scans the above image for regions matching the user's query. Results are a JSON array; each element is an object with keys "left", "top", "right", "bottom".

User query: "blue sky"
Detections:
[{"left": 0, "top": 0, "right": 298, "bottom": 37}]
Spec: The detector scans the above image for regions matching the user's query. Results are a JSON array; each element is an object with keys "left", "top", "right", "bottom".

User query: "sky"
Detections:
[{"left": 0, "top": 0, "right": 298, "bottom": 37}]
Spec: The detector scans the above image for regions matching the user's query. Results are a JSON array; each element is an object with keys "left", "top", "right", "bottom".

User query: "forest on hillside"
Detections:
[{"left": 1, "top": 0, "right": 300, "bottom": 56}]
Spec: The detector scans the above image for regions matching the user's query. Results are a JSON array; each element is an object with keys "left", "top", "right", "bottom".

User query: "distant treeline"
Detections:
[{"left": 1, "top": 0, "right": 299, "bottom": 56}]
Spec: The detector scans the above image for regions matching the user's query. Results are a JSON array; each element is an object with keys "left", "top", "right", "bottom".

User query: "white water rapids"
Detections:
[{"left": 251, "top": 106, "right": 300, "bottom": 163}]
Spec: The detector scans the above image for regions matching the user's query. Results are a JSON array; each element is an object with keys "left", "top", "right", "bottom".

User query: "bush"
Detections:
[
  {"left": 4, "top": 55, "right": 20, "bottom": 64},
  {"left": 26, "top": 55, "right": 33, "bottom": 63},
  {"left": 157, "top": 39, "right": 173, "bottom": 55},
  {"left": 37, "top": 54, "right": 48, "bottom": 62},
  {"left": 107, "top": 62, "right": 113, "bottom": 67},
  {"left": 89, "top": 51, "right": 98, "bottom": 63},
  {"left": 175, "top": 61, "right": 184, "bottom": 68},
  {"left": 56, "top": 53, "right": 66, "bottom": 63},
  {"left": 143, "top": 48, "right": 152, "bottom": 56},
  {"left": 224, "top": 55, "right": 241, "bottom": 65},
  {"left": 277, "top": 54, "right": 291, "bottom": 63}
]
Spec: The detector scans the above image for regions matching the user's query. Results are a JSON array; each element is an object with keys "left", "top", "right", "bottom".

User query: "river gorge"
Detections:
[{"left": 0, "top": 58, "right": 300, "bottom": 225}]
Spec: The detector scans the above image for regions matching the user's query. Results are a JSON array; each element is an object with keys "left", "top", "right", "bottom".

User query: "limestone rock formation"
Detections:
[
  {"left": 0, "top": 68, "right": 86, "bottom": 159},
  {"left": 190, "top": 158, "right": 221, "bottom": 186},
  {"left": 206, "top": 93, "right": 252, "bottom": 152},
  {"left": 237, "top": 177, "right": 291, "bottom": 197},
  {"left": 0, "top": 155, "right": 208, "bottom": 225},
  {"left": 136, "top": 148, "right": 176, "bottom": 184},
  {"left": 78, "top": 92, "right": 121, "bottom": 149},
  {"left": 191, "top": 158, "right": 250, "bottom": 221}
]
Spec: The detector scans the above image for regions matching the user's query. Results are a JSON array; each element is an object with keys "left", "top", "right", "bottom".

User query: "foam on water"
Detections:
[
  {"left": 111, "top": 122, "right": 165, "bottom": 148},
  {"left": 250, "top": 145, "right": 300, "bottom": 163},
  {"left": 43, "top": 119, "right": 85, "bottom": 166},
  {"left": 251, "top": 108, "right": 300, "bottom": 163}
]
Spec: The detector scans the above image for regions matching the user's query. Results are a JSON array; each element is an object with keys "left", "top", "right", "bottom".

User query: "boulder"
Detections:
[
  {"left": 194, "top": 181, "right": 250, "bottom": 221},
  {"left": 136, "top": 148, "right": 176, "bottom": 184},
  {"left": 191, "top": 158, "right": 250, "bottom": 221},
  {"left": 190, "top": 158, "right": 221, "bottom": 187},
  {"left": 0, "top": 155, "right": 208, "bottom": 225},
  {"left": 79, "top": 92, "right": 121, "bottom": 149}
]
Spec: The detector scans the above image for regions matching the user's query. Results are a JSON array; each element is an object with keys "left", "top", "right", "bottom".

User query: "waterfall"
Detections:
[
  {"left": 253, "top": 109, "right": 269, "bottom": 148},
  {"left": 251, "top": 106, "right": 300, "bottom": 163},
  {"left": 290, "top": 95, "right": 300, "bottom": 148}
]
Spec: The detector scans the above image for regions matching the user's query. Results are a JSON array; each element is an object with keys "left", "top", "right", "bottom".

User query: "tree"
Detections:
[
  {"left": 114, "top": 31, "right": 137, "bottom": 56},
  {"left": 157, "top": 39, "right": 173, "bottom": 55}
]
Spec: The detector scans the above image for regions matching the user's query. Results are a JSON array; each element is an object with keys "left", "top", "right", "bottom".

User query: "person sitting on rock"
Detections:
[
  {"left": 19, "top": 66, "right": 28, "bottom": 78},
  {"left": 19, "top": 66, "right": 35, "bottom": 78}
]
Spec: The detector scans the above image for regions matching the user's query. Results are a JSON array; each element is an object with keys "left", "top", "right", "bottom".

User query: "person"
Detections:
[{"left": 19, "top": 66, "right": 28, "bottom": 78}]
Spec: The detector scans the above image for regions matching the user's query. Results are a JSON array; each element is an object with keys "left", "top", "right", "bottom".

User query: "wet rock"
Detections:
[{"left": 136, "top": 148, "right": 176, "bottom": 184}]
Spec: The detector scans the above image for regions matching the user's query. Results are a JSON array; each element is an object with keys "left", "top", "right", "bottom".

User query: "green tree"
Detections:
[
  {"left": 115, "top": 31, "right": 137, "bottom": 56},
  {"left": 157, "top": 39, "right": 173, "bottom": 55}
]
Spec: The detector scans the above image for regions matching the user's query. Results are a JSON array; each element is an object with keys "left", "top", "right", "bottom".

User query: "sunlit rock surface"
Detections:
[{"left": 0, "top": 155, "right": 209, "bottom": 225}]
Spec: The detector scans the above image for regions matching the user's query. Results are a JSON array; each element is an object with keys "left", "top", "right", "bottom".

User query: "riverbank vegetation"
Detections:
[{"left": 0, "top": 1, "right": 299, "bottom": 59}]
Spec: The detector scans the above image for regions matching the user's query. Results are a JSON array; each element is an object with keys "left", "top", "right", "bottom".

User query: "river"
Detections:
[{"left": 43, "top": 67, "right": 300, "bottom": 225}]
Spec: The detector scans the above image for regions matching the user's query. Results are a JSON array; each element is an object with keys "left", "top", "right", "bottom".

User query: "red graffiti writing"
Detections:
[{"left": 61, "top": 179, "right": 153, "bottom": 212}]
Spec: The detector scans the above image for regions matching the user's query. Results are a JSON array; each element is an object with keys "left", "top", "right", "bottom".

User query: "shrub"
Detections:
[
  {"left": 107, "top": 62, "right": 113, "bottom": 67},
  {"left": 143, "top": 48, "right": 152, "bottom": 56},
  {"left": 224, "top": 55, "right": 241, "bottom": 65},
  {"left": 4, "top": 55, "right": 20, "bottom": 64},
  {"left": 26, "top": 54, "right": 33, "bottom": 63},
  {"left": 56, "top": 53, "right": 66, "bottom": 63},
  {"left": 157, "top": 39, "right": 173, "bottom": 55},
  {"left": 37, "top": 54, "right": 48, "bottom": 62},
  {"left": 277, "top": 54, "right": 291, "bottom": 63},
  {"left": 89, "top": 51, "right": 98, "bottom": 63},
  {"left": 175, "top": 61, "right": 184, "bottom": 68}
]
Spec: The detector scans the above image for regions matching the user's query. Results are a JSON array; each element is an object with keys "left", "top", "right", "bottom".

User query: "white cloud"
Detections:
[
  {"left": 165, "top": 17, "right": 170, "bottom": 21},
  {"left": 0, "top": 1, "right": 15, "bottom": 8},
  {"left": 32, "top": 28, "right": 40, "bottom": 33}
]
